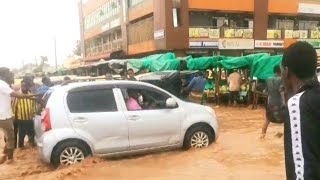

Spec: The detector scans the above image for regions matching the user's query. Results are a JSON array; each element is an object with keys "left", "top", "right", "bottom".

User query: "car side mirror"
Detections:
[{"left": 166, "top": 98, "right": 177, "bottom": 108}]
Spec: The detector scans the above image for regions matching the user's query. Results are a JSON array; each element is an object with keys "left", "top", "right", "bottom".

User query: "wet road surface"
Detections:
[{"left": 0, "top": 107, "right": 285, "bottom": 180}]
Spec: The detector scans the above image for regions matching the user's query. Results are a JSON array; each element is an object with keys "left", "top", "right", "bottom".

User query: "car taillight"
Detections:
[{"left": 42, "top": 108, "right": 52, "bottom": 132}]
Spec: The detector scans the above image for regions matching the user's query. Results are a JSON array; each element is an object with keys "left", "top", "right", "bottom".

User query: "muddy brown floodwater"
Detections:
[{"left": 0, "top": 107, "right": 285, "bottom": 180}]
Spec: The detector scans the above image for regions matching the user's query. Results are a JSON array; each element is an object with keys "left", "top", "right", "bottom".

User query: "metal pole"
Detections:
[{"left": 54, "top": 37, "right": 58, "bottom": 71}]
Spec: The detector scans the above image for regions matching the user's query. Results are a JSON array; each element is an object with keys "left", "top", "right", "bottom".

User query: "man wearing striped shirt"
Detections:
[{"left": 15, "top": 81, "right": 36, "bottom": 148}]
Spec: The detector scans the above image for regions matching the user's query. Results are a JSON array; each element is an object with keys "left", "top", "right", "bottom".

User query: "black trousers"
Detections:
[
  {"left": 17, "top": 120, "right": 35, "bottom": 148},
  {"left": 229, "top": 91, "right": 239, "bottom": 103}
]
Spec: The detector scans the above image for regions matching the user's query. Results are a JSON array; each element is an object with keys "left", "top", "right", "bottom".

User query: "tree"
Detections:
[
  {"left": 73, "top": 40, "right": 81, "bottom": 56},
  {"left": 33, "top": 56, "right": 48, "bottom": 73}
]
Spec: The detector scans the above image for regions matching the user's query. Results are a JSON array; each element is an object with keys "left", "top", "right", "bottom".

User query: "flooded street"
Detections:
[{"left": 0, "top": 107, "right": 285, "bottom": 180}]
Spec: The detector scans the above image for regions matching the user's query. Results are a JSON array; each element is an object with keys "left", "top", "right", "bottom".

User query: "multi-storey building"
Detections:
[{"left": 79, "top": 0, "right": 320, "bottom": 65}]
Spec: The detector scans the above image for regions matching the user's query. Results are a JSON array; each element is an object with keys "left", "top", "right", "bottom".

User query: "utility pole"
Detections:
[{"left": 54, "top": 37, "right": 58, "bottom": 71}]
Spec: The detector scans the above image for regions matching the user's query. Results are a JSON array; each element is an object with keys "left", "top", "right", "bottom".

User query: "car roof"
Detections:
[{"left": 54, "top": 80, "right": 159, "bottom": 92}]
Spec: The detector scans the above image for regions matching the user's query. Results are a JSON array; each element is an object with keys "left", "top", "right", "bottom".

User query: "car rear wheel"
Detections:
[
  {"left": 52, "top": 141, "right": 89, "bottom": 167},
  {"left": 183, "top": 125, "right": 214, "bottom": 150}
]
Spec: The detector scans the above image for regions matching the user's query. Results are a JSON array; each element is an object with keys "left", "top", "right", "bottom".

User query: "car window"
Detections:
[
  {"left": 122, "top": 87, "right": 173, "bottom": 111},
  {"left": 67, "top": 88, "right": 117, "bottom": 113}
]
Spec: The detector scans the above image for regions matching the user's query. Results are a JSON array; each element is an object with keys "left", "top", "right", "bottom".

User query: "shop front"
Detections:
[
  {"left": 188, "top": 40, "right": 219, "bottom": 57},
  {"left": 254, "top": 40, "right": 284, "bottom": 55},
  {"left": 218, "top": 39, "right": 255, "bottom": 56}
]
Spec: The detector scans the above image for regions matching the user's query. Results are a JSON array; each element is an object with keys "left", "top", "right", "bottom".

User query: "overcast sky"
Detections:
[{"left": 0, "top": 0, "right": 80, "bottom": 69}]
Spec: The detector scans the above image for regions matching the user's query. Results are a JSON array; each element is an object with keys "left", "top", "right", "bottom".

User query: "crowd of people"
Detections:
[
  {"left": 0, "top": 41, "right": 319, "bottom": 179},
  {"left": 0, "top": 69, "right": 55, "bottom": 164}
]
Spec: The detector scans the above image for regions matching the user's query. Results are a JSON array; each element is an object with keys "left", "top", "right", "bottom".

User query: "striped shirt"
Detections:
[{"left": 15, "top": 93, "right": 36, "bottom": 120}]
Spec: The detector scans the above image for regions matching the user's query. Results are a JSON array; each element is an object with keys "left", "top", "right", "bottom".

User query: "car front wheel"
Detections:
[{"left": 183, "top": 125, "right": 214, "bottom": 149}]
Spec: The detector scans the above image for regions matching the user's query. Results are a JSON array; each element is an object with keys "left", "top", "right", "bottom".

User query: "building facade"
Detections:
[{"left": 79, "top": 0, "right": 320, "bottom": 64}]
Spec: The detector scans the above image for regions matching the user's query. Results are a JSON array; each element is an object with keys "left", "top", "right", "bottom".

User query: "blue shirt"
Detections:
[
  {"left": 187, "top": 76, "right": 207, "bottom": 92},
  {"left": 37, "top": 85, "right": 49, "bottom": 96}
]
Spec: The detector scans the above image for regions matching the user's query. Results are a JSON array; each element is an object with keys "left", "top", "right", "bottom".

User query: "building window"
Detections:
[
  {"left": 299, "top": 20, "right": 319, "bottom": 30},
  {"left": 172, "top": 0, "right": 181, "bottom": 27},
  {"left": 84, "top": 0, "right": 121, "bottom": 31},
  {"left": 128, "top": 0, "right": 146, "bottom": 7}
]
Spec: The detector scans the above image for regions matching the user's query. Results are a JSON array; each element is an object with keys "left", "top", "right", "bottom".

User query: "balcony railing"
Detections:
[
  {"left": 268, "top": 29, "right": 320, "bottom": 39},
  {"left": 86, "top": 39, "right": 123, "bottom": 57},
  {"left": 189, "top": 27, "right": 254, "bottom": 39}
]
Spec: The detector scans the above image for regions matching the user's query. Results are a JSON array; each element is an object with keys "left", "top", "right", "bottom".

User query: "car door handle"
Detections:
[
  {"left": 73, "top": 117, "right": 88, "bottom": 123},
  {"left": 128, "top": 115, "right": 140, "bottom": 121}
]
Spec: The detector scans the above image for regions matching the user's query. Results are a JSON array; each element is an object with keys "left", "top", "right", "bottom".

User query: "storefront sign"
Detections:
[
  {"left": 198, "top": 28, "right": 209, "bottom": 38},
  {"left": 189, "top": 41, "right": 219, "bottom": 48},
  {"left": 224, "top": 29, "right": 235, "bottom": 38},
  {"left": 208, "top": 29, "right": 220, "bottom": 39},
  {"left": 285, "top": 30, "right": 293, "bottom": 39},
  {"left": 243, "top": 29, "right": 253, "bottom": 39},
  {"left": 218, "top": 39, "right": 254, "bottom": 50},
  {"left": 298, "top": 3, "right": 320, "bottom": 14},
  {"left": 311, "top": 31, "right": 319, "bottom": 39},
  {"left": 299, "top": 39, "right": 320, "bottom": 48},
  {"left": 267, "top": 30, "right": 282, "bottom": 39},
  {"left": 154, "top": 29, "right": 165, "bottom": 40},
  {"left": 255, "top": 40, "right": 284, "bottom": 48},
  {"left": 300, "top": 30, "right": 308, "bottom": 39},
  {"left": 189, "top": 28, "right": 200, "bottom": 38},
  {"left": 189, "top": 28, "right": 219, "bottom": 39},
  {"left": 293, "top": 31, "right": 300, "bottom": 39}
]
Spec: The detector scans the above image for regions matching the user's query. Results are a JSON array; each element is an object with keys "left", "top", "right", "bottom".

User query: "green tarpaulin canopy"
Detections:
[
  {"left": 127, "top": 52, "right": 283, "bottom": 80},
  {"left": 187, "top": 56, "right": 220, "bottom": 70},
  {"left": 128, "top": 53, "right": 180, "bottom": 72}
]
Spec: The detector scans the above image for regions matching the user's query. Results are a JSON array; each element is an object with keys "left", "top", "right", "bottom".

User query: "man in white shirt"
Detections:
[
  {"left": 228, "top": 70, "right": 242, "bottom": 106},
  {"left": 0, "top": 67, "right": 33, "bottom": 164}
]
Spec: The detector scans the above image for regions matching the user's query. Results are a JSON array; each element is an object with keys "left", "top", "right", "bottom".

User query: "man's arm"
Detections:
[
  {"left": 186, "top": 78, "right": 196, "bottom": 91},
  {"left": 279, "top": 83, "right": 286, "bottom": 105},
  {"left": 10, "top": 91, "right": 35, "bottom": 99}
]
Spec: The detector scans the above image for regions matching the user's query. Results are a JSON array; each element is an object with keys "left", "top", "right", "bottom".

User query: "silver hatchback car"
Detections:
[{"left": 34, "top": 81, "right": 219, "bottom": 167}]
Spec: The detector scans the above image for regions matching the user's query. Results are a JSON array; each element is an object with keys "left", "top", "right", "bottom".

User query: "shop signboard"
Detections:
[
  {"left": 285, "top": 30, "right": 293, "bottom": 39},
  {"left": 293, "top": 31, "right": 300, "bottom": 39},
  {"left": 267, "top": 30, "right": 282, "bottom": 39},
  {"left": 154, "top": 29, "right": 165, "bottom": 40},
  {"left": 243, "top": 29, "right": 253, "bottom": 38},
  {"left": 255, "top": 40, "right": 284, "bottom": 48},
  {"left": 224, "top": 29, "right": 235, "bottom": 38},
  {"left": 234, "top": 29, "right": 244, "bottom": 38},
  {"left": 189, "top": 28, "right": 200, "bottom": 38},
  {"left": 189, "top": 28, "right": 219, "bottom": 39},
  {"left": 311, "top": 31, "right": 319, "bottom": 39},
  {"left": 199, "top": 28, "right": 209, "bottom": 38},
  {"left": 208, "top": 29, "right": 220, "bottom": 39},
  {"left": 300, "top": 30, "right": 308, "bottom": 39},
  {"left": 299, "top": 39, "right": 320, "bottom": 48},
  {"left": 189, "top": 41, "right": 219, "bottom": 48},
  {"left": 298, "top": 3, "right": 320, "bottom": 14},
  {"left": 218, "top": 39, "right": 254, "bottom": 50}
]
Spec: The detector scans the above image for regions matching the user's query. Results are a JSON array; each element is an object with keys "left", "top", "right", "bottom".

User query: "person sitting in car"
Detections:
[{"left": 126, "top": 89, "right": 142, "bottom": 111}]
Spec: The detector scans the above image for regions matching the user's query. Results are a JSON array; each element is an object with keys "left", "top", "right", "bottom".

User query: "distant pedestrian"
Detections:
[
  {"left": 184, "top": 72, "right": 207, "bottom": 103},
  {"left": 260, "top": 65, "right": 286, "bottom": 139},
  {"left": 281, "top": 41, "right": 320, "bottom": 179},
  {"left": 127, "top": 69, "right": 137, "bottom": 81},
  {"left": 228, "top": 70, "right": 242, "bottom": 106},
  {"left": 37, "top": 76, "right": 51, "bottom": 97}
]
